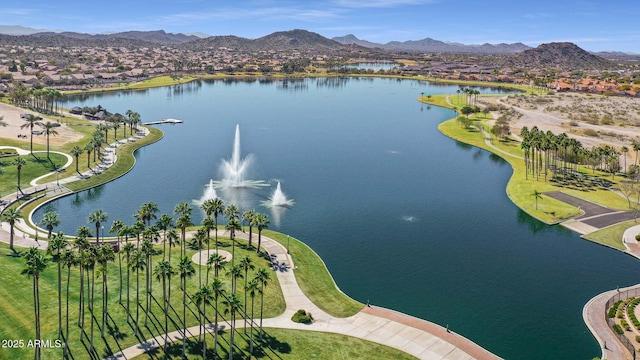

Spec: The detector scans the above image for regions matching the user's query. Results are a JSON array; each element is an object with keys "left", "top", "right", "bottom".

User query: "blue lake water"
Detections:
[{"left": 36, "top": 77, "right": 640, "bottom": 360}]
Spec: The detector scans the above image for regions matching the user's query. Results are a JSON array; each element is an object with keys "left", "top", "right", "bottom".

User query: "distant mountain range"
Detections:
[
  {"left": 332, "top": 34, "right": 531, "bottom": 54},
  {"left": 507, "top": 42, "right": 612, "bottom": 69}
]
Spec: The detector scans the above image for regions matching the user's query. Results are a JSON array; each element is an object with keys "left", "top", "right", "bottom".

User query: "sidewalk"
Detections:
[{"left": 109, "top": 231, "right": 501, "bottom": 360}]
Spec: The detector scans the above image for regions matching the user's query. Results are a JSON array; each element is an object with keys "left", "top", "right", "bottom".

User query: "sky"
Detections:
[{"left": 2, "top": 0, "right": 639, "bottom": 53}]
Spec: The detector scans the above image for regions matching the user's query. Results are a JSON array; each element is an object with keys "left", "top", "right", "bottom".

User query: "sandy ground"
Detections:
[{"left": 0, "top": 102, "right": 83, "bottom": 146}]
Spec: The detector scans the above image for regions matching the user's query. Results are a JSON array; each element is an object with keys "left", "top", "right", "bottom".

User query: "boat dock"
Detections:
[{"left": 143, "top": 118, "right": 183, "bottom": 125}]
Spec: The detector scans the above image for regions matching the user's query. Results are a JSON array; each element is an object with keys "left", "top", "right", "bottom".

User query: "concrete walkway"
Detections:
[{"left": 108, "top": 231, "right": 501, "bottom": 360}]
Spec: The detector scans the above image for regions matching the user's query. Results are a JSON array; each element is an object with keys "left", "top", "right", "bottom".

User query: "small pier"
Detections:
[{"left": 143, "top": 118, "right": 183, "bottom": 125}]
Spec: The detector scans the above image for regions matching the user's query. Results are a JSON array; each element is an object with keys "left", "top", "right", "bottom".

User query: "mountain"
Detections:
[
  {"left": 332, "top": 34, "right": 530, "bottom": 54},
  {"left": 180, "top": 29, "right": 356, "bottom": 52},
  {"left": 0, "top": 25, "right": 50, "bottom": 35},
  {"left": 508, "top": 42, "right": 612, "bottom": 69},
  {"left": 31, "top": 29, "right": 198, "bottom": 44}
]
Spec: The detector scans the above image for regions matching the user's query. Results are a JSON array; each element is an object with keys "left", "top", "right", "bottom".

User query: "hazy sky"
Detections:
[{"left": 3, "top": 0, "right": 638, "bottom": 52}]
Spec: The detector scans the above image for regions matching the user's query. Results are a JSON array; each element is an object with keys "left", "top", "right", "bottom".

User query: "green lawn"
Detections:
[
  {"left": 0, "top": 236, "right": 284, "bottom": 360},
  {"left": 131, "top": 327, "right": 418, "bottom": 360},
  {"left": 583, "top": 220, "right": 637, "bottom": 251},
  {"left": 0, "top": 153, "right": 69, "bottom": 196},
  {"left": 263, "top": 230, "right": 364, "bottom": 318}
]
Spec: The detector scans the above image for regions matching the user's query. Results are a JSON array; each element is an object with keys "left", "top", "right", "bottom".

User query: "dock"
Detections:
[{"left": 143, "top": 118, "right": 183, "bottom": 125}]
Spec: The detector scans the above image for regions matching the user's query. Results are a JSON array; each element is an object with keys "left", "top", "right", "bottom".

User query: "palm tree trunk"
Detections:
[
  {"left": 65, "top": 267, "right": 70, "bottom": 359},
  {"left": 57, "top": 261, "right": 62, "bottom": 339}
]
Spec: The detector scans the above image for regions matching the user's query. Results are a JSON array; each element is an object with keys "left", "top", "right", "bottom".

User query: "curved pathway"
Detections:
[{"left": 108, "top": 231, "right": 501, "bottom": 360}]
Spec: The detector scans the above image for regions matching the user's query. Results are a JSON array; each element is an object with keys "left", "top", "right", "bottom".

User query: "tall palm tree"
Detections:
[
  {"left": 174, "top": 201, "right": 193, "bottom": 217},
  {"left": 192, "top": 285, "right": 213, "bottom": 359},
  {"left": 39, "top": 121, "right": 59, "bottom": 159},
  {"left": 225, "top": 218, "right": 241, "bottom": 266},
  {"left": 47, "top": 231, "right": 68, "bottom": 340},
  {"left": 136, "top": 201, "right": 159, "bottom": 227},
  {"left": 255, "top": 268, "right": 270, "bottom": 340},
  {"left": 175, "top": 213, "right": 192, "bottom": 259},
  {"left": 153, "top": 260, "right": 175, "bottom": 355},
  {"left": 13, "top": 157, "right": 26, "bottom": 190},
  {"left": 61, "top": 249, "right": 77, "bottom": 359},
  {"left": 88, "top": 209, "right": 108, "bottom": 244},
  {"left": 1, "top": 208, "right": 23, "bottom": 252},
  {"left": 227, "top": 263, "right": 243, "bottom": 294},
  {"left": 242, "top": 209, "right": 256, "bottom": 247},
  {"left": 193, "top": 227, "right": 207, "bottom": 289},
  {"left": 178, "top": 256, "right": 195, "bottom": 358},
  {"left": 40, "top": 210, "right": 60, "bottom": 240},
  {"left": 75, "top": 226, "right": 92, "bottom": 328},
  {"left": 122, "top": 242, "right": 135, "bottom": 316},
  {"left": 208, "top": 252, "right": 226, "bottom": 279},
  {"left": 246, "top": 278, "right": 260, "bottom": 355},
  {"left": 156, "top": 213, "right": 173, "bottom": 260},
  {"left": 110, "top": 220, "right": 126, "bottom": 303},
  {"left": 210, "top": 278, "right": 226, "bottom": 356},
  {"left": 622, "top": 145, "right": 629, "bottom": 173},
  {"left": 532, "top": 190, "right": 543, "bottom": 210},
  {"left": 96, "top": 243, "right": 115, "bottom": 337},
  {"left": 21, "top": 247, "right": 48, "bottom": 360},
  {"left": 202, "top": 216, "right": 215, "bottom": 282},
  {"left": 84, "top": 141, "right": 94, "bottom": 169},
  {"left": 83, "top": 247, "right": 97, "bottom": 352},
  {"left": 240, "top": 256, "right": 255, "bottom": 332},
  {"left": 70, "top": 145, "right": 83, "bottom": 173},
  {"left": 140, "top": 238, "right": 154, "bottom": 326},
  {"left": 253, "top": 213, "right": 270, "bottom": 254},
  {"left": 129, "top": 249, "right": 146, "bottom": 336},
  {"left": 223, "top": 293, "right": 243, "bottom": 360},
  {"left": 210, "top": 198, "right": 225, "bottom": 251},
  {"left": 20, "top": 114, "right": 43, "bottom": 154}
]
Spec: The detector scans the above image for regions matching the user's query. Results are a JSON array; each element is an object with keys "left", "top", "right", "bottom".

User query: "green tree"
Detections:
[
  {"left": 211, "top": 278, "right": 226, "bottom": 356},
  {"left": 255, "top": 268, "right": 271, "bottom": 340},
  {"left": 246, "top": 278, "right": 260, "bottom": 354},
  {"left": 153, "top": 260, "right": 175, "bottom": 355},
  {"left": 70, "top": 145, "right": 83, "bottom": 173},
  {"left": 39, "top": 121, "right": 59, "bottom": 159},
  {"left": 1, "top": 208, "right": 23, "bottom": 252},
  {"left": 96, "top": 243, "right": 115, "bottom": 337},
  {"left": 47, "top": 231, "right": 68, "bottom": 341},
  {"left": 129, "top": 249, "right": 146, "bottom": 336},
  {"left": 225, "top": 217, "right": 241, "bottom": 265},
  {"left": 253, "top": 213, "right": 270, "bottom": 254},
  {"left": 88, "top": 209, "right": 108, "bottom": 244},
  {"left": 19, "top": 114, "right": 43, "bottom": 154},
  {"left": 40, "top": 210, "right": 60, "bottom": 240},
  {"left": 192, "top": 285, "right": 213, "bottom": 359},
  {"left": 178, "top": 256, "right": 195, "bottom": 357},
  {"left": 122, "top": 242, "right": 135, "bottom": 316},
  {"left": 532, "top": 190, "right": 543, "bottom": 210},
  {"left": 13, "top": 157, "right": 26, "bottom": 190},
  {"left": 156, "top": 213, "right": 173, "bottom": 260},
  {"left": 223, "top": 293, "right": 243, "bottom": 360},
  {"left": 60, "top": 249, "right": 77, "bottom": 359},
  {"left": 243, "top": 209, "right": 256, "bottom": 247},
  {"left": 21, "top": 247, "right": 48, "bottom": 360},
  {"left": 240, "top": 256, "right": 255, "bottom": 332}
]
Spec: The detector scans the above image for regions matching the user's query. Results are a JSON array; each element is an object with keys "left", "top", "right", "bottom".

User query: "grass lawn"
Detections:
[
  {"left": 263, "top": 230, "right": 364, "bottom": 318},
  {"left": 0, "top": 152, "right": 69, "bottom": 196},
  {"left": 583, "top": 220, "right": 638, "bottom": 251},
  {"left": 131, "top": 327, "right": 418, "bottom": 360},
  {"left": 0, "top": 236, "right": 284, "bottom": 360}
]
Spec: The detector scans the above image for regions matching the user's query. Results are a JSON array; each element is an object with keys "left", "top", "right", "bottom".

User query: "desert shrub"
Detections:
[
  {"left": 583, "top": 129, "right": 599, "bottom": 137},
  {"left": 614, "top": 324, "right": 624, "bottom": 334}
]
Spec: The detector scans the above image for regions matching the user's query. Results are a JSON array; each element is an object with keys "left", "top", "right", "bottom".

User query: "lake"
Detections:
[{"left": 35, "top": 77, "right": 640, "bottom": 360}]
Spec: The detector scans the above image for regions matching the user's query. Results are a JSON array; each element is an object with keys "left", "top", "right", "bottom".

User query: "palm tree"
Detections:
[
  {"left": 210, "top": 278, "right": 226, "bottom": 356},
  {"left": 96, "top": 243, "right": 115, "bottom": 337},
  {"left": 21, "top": 247, "right": 48, "bottom": 360},
  {"left": 532, "top": 190, "right": 543, "bottom": 210},
  {"left": 208, "top": 252, "right": 226, "bottom": 279},
  {"left": 225, "top": 218, "right": 241, "bottom": 265},
  {"left": 175, "top": 212, "right": 192, "bottom": 259},
  {"left": 165, "top": 228, "right": 179, "bottom": 263},
  {"left": 253, "top": 213, "right": 270, "bottom": 254},
  {"left": 209, "top": 198, "right": 225, "bottom": 251},
  {"left": 129, "top": 249, "right": 146, "bottom": 336},
  {"left": 1, "top": 208, "right": 23, "bottom": 252},
  {"left": 136, "top": 201, "right": 159, "bottom": 227},
  {"left": 622, "top": 146, "right": 629, "bottom": 174},
  {"left": 75, "top": 226, "right": 92, "bottom": 328},
  {"left": 174, "top": 201, "right": 193, "bottom": 217},
  {"left": 140, "top": 238, "right": 154, "bottom": 326},
  {"left": 223, "top": 293, "right": 243, "bottom": 360},
  {"left": 20, "top": 114, "right": 43, "bottom": 154},
  {"left": 110, "top": 220, "right": 126, "bottom": 303},
  {"left": 122, "top": 242, "right": 135, "bottom": 316},
  {"left": 47, "top": 231, "right": 68, "bottom": 340},
  {"left": 125, "top": 110, "right": 140, "bottom": 136},
  {"left": 255, "top": 268, "right": 270, "bottom": 340},
  {"left": 70, "top": 145, "right": 83, "bottom": 173},
  {"left": 88, "top": 209, "right": 108, "bottom": 244},
  {"left": 193, "top": 228, "right": 207, "bottom": 289},
  {"left": 84, "top": 141, "right": 94, "bottom": 168},
  {"left": 192, "top": 285, "right": 213, "bottom": 359},
  {"left": 227, "top": 263, "right": 243, "bottom": 294},
  {"left": 178, "top": 256, "right": 195, "bottom": 357},
  {"left": 13, "top": 157, "right": 26, "bottom": 190},
  {"left": 246, "top": 278, "right": 260, "bottom": 354},
  {"left": 202, "top": 216, "right": 215, "bottom": 282},
  {"left": 39, "top": 121, "right": 59, "bottom": 159},
  {"left": 153, "top": 260, "right": 175, "bottom": 355},
  {"left": 40, "top": 210, "right": 61, "bottom": 240},
  {"left": 240, "top": 256, "right": 255, "bottom": 332},
  {"left": 156, "top": 213, "right": 173, "bottom": 260},
  {"left": 61, "top": 249, "right": 76, "bottom": 359},
  {"left": 83, "top": 247, "right": 97, "bottom": 352},
  {"left": 242, "top": 209, "right": 256, "bottom": 247}
]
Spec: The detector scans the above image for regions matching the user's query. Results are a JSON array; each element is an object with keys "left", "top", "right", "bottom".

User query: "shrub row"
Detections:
[
  {"left": 609, "top": 300, "right": 623, "bottom": 318},
  {"left": 614, "top": 324, "right": 624, "bottom": 335},
  {"left": 627, "top": 298, "right": 640, "bottom": 330}
]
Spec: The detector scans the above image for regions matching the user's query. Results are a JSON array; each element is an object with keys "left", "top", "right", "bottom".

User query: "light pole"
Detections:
[{"left": 101, "top": 225, "right": 105, "bottom": 243}]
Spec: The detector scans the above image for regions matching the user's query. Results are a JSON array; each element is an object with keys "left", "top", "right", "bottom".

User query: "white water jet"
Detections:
[
  {"left": 203, "top": 179, "right": 218, "bottom": 201},
  {"left": 271, "top": 181, "right": 289, "bottom": 207},
  {"left": 213, "top": 124, "right": 268, "bottom": 189}
]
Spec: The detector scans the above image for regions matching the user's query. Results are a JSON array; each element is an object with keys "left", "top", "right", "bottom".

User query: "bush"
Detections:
[
  {"left": 636, "top": 335, "right": 640, "bottom": 343},
  {"left": 609, "top": 300, "right": 623, "bottom": 318},
  {"left": 614, "top": 324, "right": 624, "bottom": 334},
  {"left": 291, "top": 309, "right": 313, "bottom": 324},
  {"left": 622, "top": 319, "right": 631, "bottom": 331}
]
